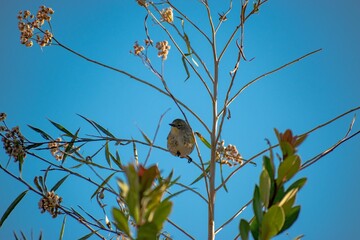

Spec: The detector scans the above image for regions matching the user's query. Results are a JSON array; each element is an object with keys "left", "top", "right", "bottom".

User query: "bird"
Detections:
[{"left": 167, "top": 119, "right": 195, "bottom": 163}]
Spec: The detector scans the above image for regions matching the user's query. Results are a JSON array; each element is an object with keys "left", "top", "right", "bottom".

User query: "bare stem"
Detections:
[
  {"left": 214, "top": 199, "right": 252, "bottom": 235},
  {"left": 167, "top": 218, "right": 196, "bottom": 240},
  {"left": 218, "top": 48, "right": 323, "bottom": 118}
]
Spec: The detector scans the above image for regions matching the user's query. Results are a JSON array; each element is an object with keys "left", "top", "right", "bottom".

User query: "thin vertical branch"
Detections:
[{"left": 202, "top": 1, "right": 219, "bottom": 239}]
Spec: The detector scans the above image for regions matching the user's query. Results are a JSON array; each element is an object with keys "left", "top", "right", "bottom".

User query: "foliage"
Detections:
[
  {"left": 112, "top": 164, "right": 174, "bottom": 239},
  {"left": 1, "top": 1, "right": 359, "bottom": 240},
  {"left": 240, "top": 129, "right": 307, "bottom": 240}
]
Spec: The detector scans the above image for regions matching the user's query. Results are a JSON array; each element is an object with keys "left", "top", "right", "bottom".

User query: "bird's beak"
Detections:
[{"left": 169, "top": 123, "right": 175, "bottom": 127}]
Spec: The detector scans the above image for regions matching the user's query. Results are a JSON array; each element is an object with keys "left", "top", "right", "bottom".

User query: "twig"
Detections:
[
  {"left": 167, "top": 218, "right": 196, "bottom": 240},
  {"left": 218, "top": 48, "right": 323, "bottom": 118},
  {"left": 147, "top": 7, "right": 213, "bottom": 100},
  {"left": 174, "top": 182, "right": 208, "bottom": 203},
  {"left": 0, "top": 165, "right": 108, "bottom": 239},
  {"left": 301, "top": 115, "right": 359, "bottom": 170},
  {"left": 144, "top": 109, "right": 170, "bottom": 166},
  {"left": 167, "top": 1, "right": 212, "bottom": 44},
  {"left": 216, "top": 106, "right": 360, "bottom": 191},
  {"left": 50, "top": 36, "right": 210, "bottom": 134},
  {"left": 214, "top": 199, "right": 252, "bottom": 235}
]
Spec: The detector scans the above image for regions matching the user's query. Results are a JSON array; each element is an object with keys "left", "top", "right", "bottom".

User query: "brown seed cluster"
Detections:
[
  {"left": 48, "top": 137, "right": 65, "bottom": 161},
  {"left": 133, "top": 41, "right": 145, "bottom": 55},
  {"left": 48, "top": 137, "right": 79, "bottom": 161},
  {"left": 1, "top": 126, "right": 27, "bottom": 162},
  {"left": 0, "top": 113, "right": 6, "bottom": 122},
  {"left": 38, "top": 191, "right": 62, "bottom": 218},
  {"left": 160, "top": 7, "right": 174, "bottom": 23},
  {"left": 17, "top": 6, "right": 54, "bottom": 47},
  {"left": 136, "top": 0, "right": 148, "bottom": 7},
  {"left": 156, "top": 41, "right": 171, "bottom": 60},
  {"left": 216, "top": 140, "right": 243, "bottom": 167}
]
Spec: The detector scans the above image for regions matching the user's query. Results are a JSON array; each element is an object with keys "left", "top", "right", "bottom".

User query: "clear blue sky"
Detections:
[{"left": 1, "top": 0, "right": 360, "bottom": 239}]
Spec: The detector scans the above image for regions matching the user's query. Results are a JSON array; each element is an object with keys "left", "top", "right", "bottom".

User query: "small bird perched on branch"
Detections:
[{"left": 167, "top": 119, "right": 195, "bottom": 163}]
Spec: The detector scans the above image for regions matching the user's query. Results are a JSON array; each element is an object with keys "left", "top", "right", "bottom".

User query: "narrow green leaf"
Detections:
[
  {"left": 239, "top": 219, "right": 250, "bottom": 240},
  {"left": 25, "top": 142, "right": 44, "bottom": 150},
  {"left": 62, "top": 128, "right": 80, "bottom": 163},
  {"left": 220, "top": 164, "right": 228, "bottom": 192},
  {"left": 77, "top": 114, "right": 102, "bottom": 136},
  {"left": 195, "top": 132, "right": 211, "bottom": 149},
  {"left": 259, "top": 169, "right": 271, "bottom": 208},
  {"left": 18, "top": 155, "right": 24, "bottom": 177},
  {"left": 112, "top": 208, "right": 130, "bottom": 237},
  {"left": 39, "top": 176, "right": 47, "bottom": 193},
  {"left": 109, "top": 150, "right": 123, "bottom": 170},
  {"left": 139, "top": 128, "right": 152, "bottom": 145},
  {"left": 253, "top": 185, "right": 263, "bottom": 224},
  {"left": 28, "top": 125, "right": 53, "bottom": 140},
  {"left": 78, "top": 114, "right": 115, "bottom": 138},
  {"left": 59, "top": 216, "right": 66, "bottom": 240},
  {"left": 181, "top": 55, "right": 191, "bottom": 81},
  {"left": 13, "top": 232, "right": 19, "bottom": 240},
  {"left": 105, "top": 141, "right": 111, "bottom": 167},
  {"left": 0, "top": 190, "right": 28, "bottom": 227},
  {"left": 191, "top": 164, "right": 210, "bottom": 185},
  {"left": 20, "top": 231, "right": 26, "bottom": 240},
  {"left": 51, "top": 175, "right": 70, "bottom": 192},
  {"left": 163, "top": 189, "right": 188, "bottom": 202},
  {"left": 34, "top": 177, "right": 44, "bottom": 193},
  {"left": 262, "top": 205, "right": 285, "bottom": 239},
  {"left": 77, "top": 231, "right": 96, "bottom": 240},
  {"left": 93, "top": 121, "right": 115, "bottom": 138},
  {"left": 90, "top": 172, "right": 115, "bottom": 199},
  {"left": 49, "top": 120, "right": 73, "bottom": 137}
]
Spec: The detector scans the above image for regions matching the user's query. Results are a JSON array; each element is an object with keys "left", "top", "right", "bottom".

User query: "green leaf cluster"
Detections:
[
  {"left": 240, "top": 129, "right": 307, "bottom": 240},
  {"left": 112, "top": 163, "right": 173, "bottom": 239}
]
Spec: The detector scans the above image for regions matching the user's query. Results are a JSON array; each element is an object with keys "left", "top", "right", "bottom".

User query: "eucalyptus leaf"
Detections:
[
  {"left": 49, "top": 119, "right": 74, "bottom": 137},
  {"left": 59, "top": 216, "right": 66, "bottom": 240},
  {"left": 50, "top": 174, "right": 70, "bottom": 192},
  {"left": 0, "top": 190, "right": 28, "bottom": 227},
  {"left": 28, "top": 125, "right": 53, "bottom": 140}
]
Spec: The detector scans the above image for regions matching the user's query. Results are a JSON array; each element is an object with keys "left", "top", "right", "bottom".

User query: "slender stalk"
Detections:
[
  {"left": 50, "top": 37, "right": 210, "bottom": 134},
  {"left": 203, "top": 0, "right": 218, "bottom": 239},
  {"left": 167, "top": 218, "right": 196, "bottom": 240},
  {"left": 218, "top": 48, "right": 323, "bottom": 118},
  {"left": 214, "top": 199, "right": 252, "bottom": 235}
]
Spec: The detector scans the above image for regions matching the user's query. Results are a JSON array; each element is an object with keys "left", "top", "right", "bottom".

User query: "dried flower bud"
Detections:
[
  {"left": 160, "top": 7, "right": 174, "bottom": 23},
  {"left": 38, "top": 191, "right": 62, "bottom": 218}
]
